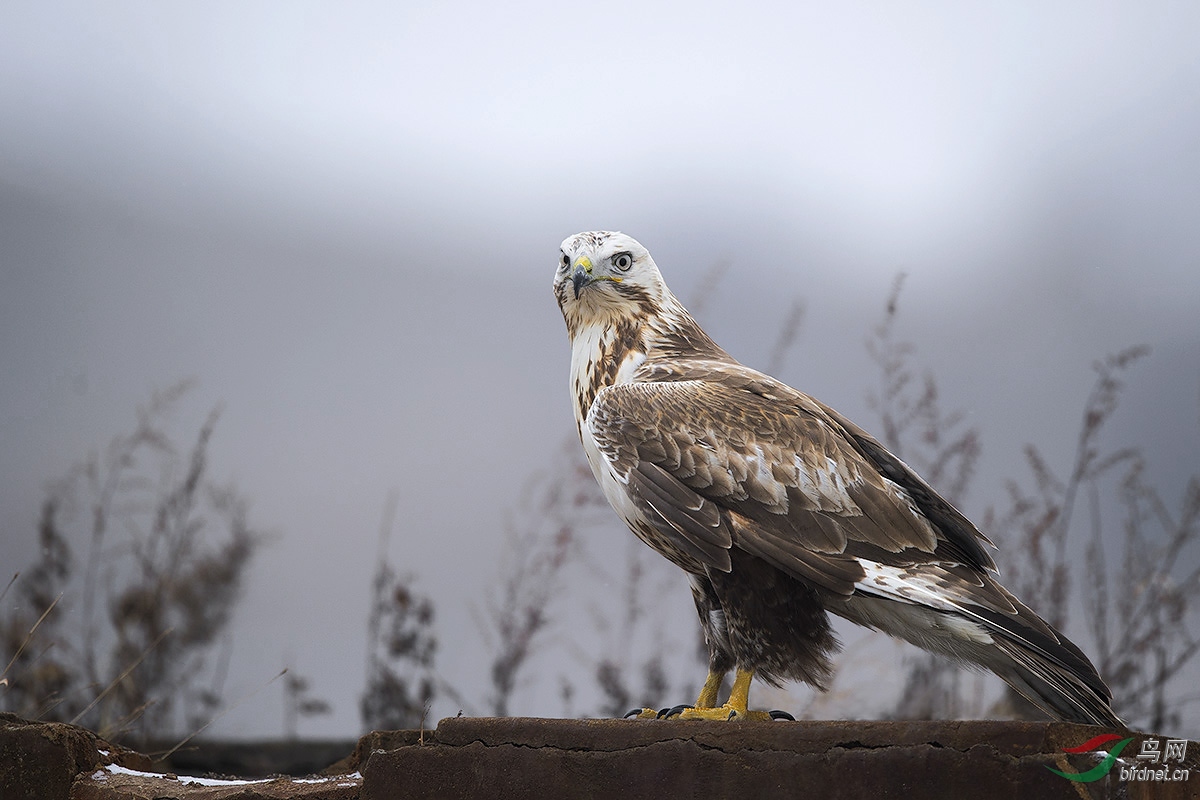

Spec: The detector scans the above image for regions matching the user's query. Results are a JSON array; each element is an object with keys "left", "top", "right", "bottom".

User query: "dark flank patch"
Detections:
[{"left": 707, "top": 548, "right": 839, "bottom": 689}]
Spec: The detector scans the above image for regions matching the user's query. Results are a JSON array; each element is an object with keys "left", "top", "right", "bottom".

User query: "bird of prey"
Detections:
[{"left": 553, "top": 230, "right": 1122, "bottom": 727}]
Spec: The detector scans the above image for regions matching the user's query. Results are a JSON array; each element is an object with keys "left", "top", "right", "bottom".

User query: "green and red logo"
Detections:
[{"left": 1047, "top": 734, "right": 1134, "bottom": 782}]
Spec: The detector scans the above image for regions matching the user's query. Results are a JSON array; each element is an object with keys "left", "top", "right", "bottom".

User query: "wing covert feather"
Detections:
[{"left": 587, "top": 378, "right": 992, "bottom": 596}]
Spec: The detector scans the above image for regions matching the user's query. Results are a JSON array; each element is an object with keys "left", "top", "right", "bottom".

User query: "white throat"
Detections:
[{"left": 569, "top": 320, "right": 647, "bottom": 427}]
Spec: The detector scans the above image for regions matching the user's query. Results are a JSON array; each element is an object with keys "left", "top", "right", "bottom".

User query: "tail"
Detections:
[
  {"left": 973, "top": 601, "right": 1124, "bottom": 728},
  {"left": 840, "top": 567, "right": 1124, "bottom": 728}
]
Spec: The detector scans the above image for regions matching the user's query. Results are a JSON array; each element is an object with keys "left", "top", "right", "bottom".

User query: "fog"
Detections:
[{"left": 2, "top": 2, "right": 1198, "bottom": 738}]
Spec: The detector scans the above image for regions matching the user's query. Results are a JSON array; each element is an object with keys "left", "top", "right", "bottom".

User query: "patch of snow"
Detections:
[
  {"left": 104, "top": 765, "right": 164, "bottom": 780},
  {"left": 90, "top": 762, "right": 364, "bottom": 788},
  {"left": 100, "top": 764, "right": 270, "bottom": 787},
  {"left": 179, "top": 774, "right": 272, "bottom": 787},
  {"left": 292, "top": 773, "right": 362, "bottom": 785}
]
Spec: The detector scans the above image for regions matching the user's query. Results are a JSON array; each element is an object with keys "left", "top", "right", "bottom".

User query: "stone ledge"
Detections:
[
  {"left": 361, "top": 717, "right": 1199, "bottom": 800},
  {"left": 3, "top": 713, "right": 1197, "bottom": 800}
]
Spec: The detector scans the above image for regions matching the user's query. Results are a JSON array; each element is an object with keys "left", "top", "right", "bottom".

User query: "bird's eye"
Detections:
[
  {"left": 561, "top": 253, "right": 570, "bottom": 269},
  {"left": 613, "top": 252, "right": 633, "bottom": 271}
]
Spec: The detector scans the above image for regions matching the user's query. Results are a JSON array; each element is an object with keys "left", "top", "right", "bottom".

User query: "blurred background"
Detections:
[{"left": 2, "top": 1, "right": 1199, "bottom": 742}]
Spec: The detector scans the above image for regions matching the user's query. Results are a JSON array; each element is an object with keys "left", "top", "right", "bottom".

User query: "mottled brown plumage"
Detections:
[{"left": 554, "top": 230, "right": 1122, "bottom": 726}]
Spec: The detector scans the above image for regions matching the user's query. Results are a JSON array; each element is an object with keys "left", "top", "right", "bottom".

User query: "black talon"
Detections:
[
  {"left": 658, "top": 704, "right": 692, "bottom": 718},
  {"left": 624, "top": 708, "right": 645, "bottom": 719},
  {"left": 768, "top": 709, "right": 795, "bottom": 721},
  {"left": 727, "top": 709, "right": 738, "bottom": 720}
]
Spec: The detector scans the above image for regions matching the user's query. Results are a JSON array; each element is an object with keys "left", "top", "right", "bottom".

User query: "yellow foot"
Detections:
[
  {"left": 620, "top": 669, "right": 795, "bottom": 721},
  {"left": 623, "top": 708, "right": 660, "bottom": 719},
  {"left": 679, "top": 704, "right": 777, "bottom": 721},
  {"left": 621, "top": 705, "right": 703, "bottom": 719},
  {"left": 622, "top": 705, "right": 794, "bottom": 721}
]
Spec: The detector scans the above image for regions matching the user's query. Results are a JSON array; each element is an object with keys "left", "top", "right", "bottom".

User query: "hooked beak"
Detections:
[{"left": 571, "top": 256, "right": 594, "bottom": 299}]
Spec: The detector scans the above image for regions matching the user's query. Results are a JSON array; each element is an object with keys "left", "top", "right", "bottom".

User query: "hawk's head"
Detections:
[{"left": 554, "top": 231, "right": 668, "bottom": 336}]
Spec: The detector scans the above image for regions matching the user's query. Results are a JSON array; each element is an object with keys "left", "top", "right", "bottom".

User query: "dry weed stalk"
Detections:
[
  {"left": 473, "top": 445, "right": 588, "bottom": 717},
  {"left": 865, "top": 276, "right": 982, "bottom": 720},
  {"left": 982, "top": 346, "right": 1200, "bottom": 732},
  {"left": 583, "top": 536, "right": 679, "bottom": 718},
  {"left": 0, "top": 384, "right": 263, "bottom": 744},
  {"left": 361, "top": 491, "right": 440, "bottom": 730},
  {"left": 1085, "top": 447, "right": 1200, "bottom": 730},
  {"left": 993, "top": 347, "right": 1149, "bottom": 633},
  {"left": 283, "top": 668, "right": 332, "bottom": 739},
  {"left": 866, "top": 275, "right": 982, "bottom": 504}
]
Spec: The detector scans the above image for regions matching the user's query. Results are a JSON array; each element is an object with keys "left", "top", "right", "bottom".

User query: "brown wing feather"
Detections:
[
  {"left": 587, "top": 374, "right": 996, "bottom": 598},
  {"left": 626, "top": 461, "right": 733, "bottom": 571},
  {"left": 817, "top": 404, "right": 996, "bottom": 571}
]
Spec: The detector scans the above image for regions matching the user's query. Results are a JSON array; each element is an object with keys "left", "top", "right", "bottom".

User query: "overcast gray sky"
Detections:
[{"left": 2, "top": 2, "right": 1199, "bottom": 738}]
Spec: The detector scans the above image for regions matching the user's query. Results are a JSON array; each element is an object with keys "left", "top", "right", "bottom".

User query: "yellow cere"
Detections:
[{"left": 571, "top": 255, "right": 621, "bottom": 282}]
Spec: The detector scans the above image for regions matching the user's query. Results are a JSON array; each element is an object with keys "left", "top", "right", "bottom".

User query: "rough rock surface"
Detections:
[
  {"left": 3, "top": 713, "right": 1197, "bottom": 800},
  {"left": 0, "top": 712, "right": 151, "bottom": 800},
  {"left": 361, "top": 717, "right": 1199, "bottom": 800},
  {"left": 69, "top": 768, "right": 362, "bottom": 800},
  {"left": 147, "top": 739, "right": 359, "bottom": 780}
]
